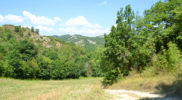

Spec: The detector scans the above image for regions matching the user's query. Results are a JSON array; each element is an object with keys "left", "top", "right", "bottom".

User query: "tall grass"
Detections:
[
  {"left": 0, "top": 78, "right": 111, "bottom": 100},
  {"left": 109, "top": 59, "right": 182, "bottom": 97}
]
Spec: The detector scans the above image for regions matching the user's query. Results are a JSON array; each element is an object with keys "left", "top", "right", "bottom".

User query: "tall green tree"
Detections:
[{"left": 102, "top": 5, "right": 135, "bottom": 85}]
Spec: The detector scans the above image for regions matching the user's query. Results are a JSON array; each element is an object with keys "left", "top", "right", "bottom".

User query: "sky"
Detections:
[{"left": 0, "top": 0, "right": 159, "bottom": 37}]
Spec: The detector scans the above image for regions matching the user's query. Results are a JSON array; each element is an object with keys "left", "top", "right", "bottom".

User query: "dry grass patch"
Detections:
[
  {"left": 109, "top": 72, "right": 177, "bottom": 93},
  {"left": 0, "top": 78, "right": 112, "bottom": 100}
]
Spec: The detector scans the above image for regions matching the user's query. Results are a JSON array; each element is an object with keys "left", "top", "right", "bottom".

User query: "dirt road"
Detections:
[{"left": 105, "top": 89, "right": 180, "bottom": 100}]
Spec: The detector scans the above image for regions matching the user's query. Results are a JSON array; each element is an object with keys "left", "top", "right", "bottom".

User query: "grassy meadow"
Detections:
[{"left": 0, "top": 78, "right": 112, "bottom": 100}]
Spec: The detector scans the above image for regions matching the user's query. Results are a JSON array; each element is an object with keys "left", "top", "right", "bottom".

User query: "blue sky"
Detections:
[{"left": 0, "top": 0, "right": 159, "bottom": 36}]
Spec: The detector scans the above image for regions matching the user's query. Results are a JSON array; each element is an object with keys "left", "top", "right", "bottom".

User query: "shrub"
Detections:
[
  {"left": 167, "top": 42, "right": 181, "bottom": 70},
  {"left": 31, "top": 27, "right": 34, "bottom": 32},
  {"left": 37, "top": 56, "right": 52, "bottom": 79},
  {"left": 14, "top": 26, "right": 21, "bottom": 32},
  {"left": 152, "top": 42, "right": 181, "bottom": 72},
  {"left": 52, "top": 60, "right": 65, "bottom": 79},
  {"left": 0, "top": 60, "right": 3, "bottom": 76},
  {"left": 14, "top": 26, "right": 23, "bottom": 36},
  {"left": 35, "top": 29, "right": 39, "bottom": 34},
  {"left": 152, "top": 54, "right": 168, "bottom": 73}
]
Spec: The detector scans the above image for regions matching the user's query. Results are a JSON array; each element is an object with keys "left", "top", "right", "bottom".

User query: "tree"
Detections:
[
  {"left": 0, "top": 57, "right": 3, "bottom": 76},
  {"left": 14, "top": 26, "right": 21, "bottom": 32},
  {"left": 6, "top": 49, "right": 21, "bottom": 78},
  {"left": 89, "top": 47, "right": 104, "bottom": 77},
  {"left": 102, "top": 5, "right": 135, "bottom": 85},
  {"left": 101, "top": 0, "right": 182, "bottom": 86},
  {"left": 31, "top": 27, "right": 34, "bottom": 32},
  {"left": 167, "top": 42, "right": 180, "bottom": 70},
  {"left": 143, "top": 0, "right": 182, "bottom": 51},
  {"left": 37, "top": 56, "right": 52, "bottom": 79},
  {"left": 52, "top": 59, "right": 65, "bottom": 79},
  {"left": 16, "top": 40, "right": 37, "bottom": 61},
  {"left": 14, "top": 26, "right": 23, "bottom": 36},
  {"left": 35, "top": 29, "right": 39, "bottom": 34}
]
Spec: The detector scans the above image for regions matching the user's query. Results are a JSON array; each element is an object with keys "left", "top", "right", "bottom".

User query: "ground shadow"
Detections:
[
  {"left": 140, "top": 95, "right": 180, "bottom": 100},
  {"left": 140, "top": 74, "right": 182, "bottom": 100}
]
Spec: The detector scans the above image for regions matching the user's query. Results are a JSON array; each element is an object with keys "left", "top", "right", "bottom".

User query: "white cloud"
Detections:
[
  {"left": 5, "top": 14, "right": 24, "bottom": 23},
  {"left": 0, "top": 11, "right": 108, "bottom": 36},
  {"left": 54, "top": 17, "right": 61, "bottom": 21},
  {"left": 59, "top": 26, "right": 108, "bottom": 36},
  {"left": 0, "top": 15, "right": 4, "bottom": 22},
  {"left": 23, "top": 11, "right": 61, "bottom": 26},
  {"left": 0, "top": 14, "right": 24, "bottom": 23},
  {"left": 66, "top": 16, "right": 90, "bottom": 26},
  {"left": 23, "top": 25, "right": 31, "bottom": 28},
  {"left": 22, "top": 25, "right": 32, "bottom": 29},
  {"left": 65, "top": 16, "right": 102, "bottom": 28},
  {"left": 36, "top": 25, "right": 54, "bottom": 32},
  {"left": 59, "top": 16, "right": 109, "bottom": 36}
]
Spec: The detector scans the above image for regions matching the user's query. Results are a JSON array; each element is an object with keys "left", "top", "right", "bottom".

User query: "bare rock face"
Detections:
[
  {"left": 75, "top": 40, "right": 85, "bottom": 46},
  {"left": 88, "top": 40, "right": 96, "bottom": 44},
  {"left": 56, "top": 42, "right": 62, "bottom": 48}
]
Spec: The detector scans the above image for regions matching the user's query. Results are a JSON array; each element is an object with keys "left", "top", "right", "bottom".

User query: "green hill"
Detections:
[
  {"left": 0, "top": 24, "right": 102, "bottom": 79},
  {"left": 53, "top": 34, "right": 104, "bottom": 50}
]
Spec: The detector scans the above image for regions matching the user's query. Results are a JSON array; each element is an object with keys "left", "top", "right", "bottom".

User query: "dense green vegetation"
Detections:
[
  {"left": 101, "top": 0, "right": 182, "bottom": 86},
  {"left": 54, "top": 34, "right": 104, "bottom": 51},
  {"left": 0, "top": 25, "right": 103, "bottom": 79}
]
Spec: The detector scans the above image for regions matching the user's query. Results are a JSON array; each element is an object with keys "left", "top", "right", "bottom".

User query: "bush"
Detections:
[
  {"left": 167, "top": 42, "right": 180, "bottom": 70},
  {"left": 0, "top": 60, "right": 3, "bottom": 76},
  {"left": 152, "top": 42, "right": 180, "bottom": 72},
  {"left": 14, "top": 26, "right": 23, "bottom": 36},
  {"left": 37, "top": 56, "right": 52, "bottom": 79},
  {"left": 65, "top": 62, "right": 80, "bottom": 79},
  {"left": 14, "top": 26, "right": 21, "bottom": 32},
  {"left": 35, "top": 29, "right": 39, "bottom": 34},
  {"left": 152, "top": 54, "right": 168, "bottom": 73},
  {"left": 31, "top": 27, "right": 34, "bottom": 32},
  {"left": 52, "top": 60, "right": 65, "bottom": 79},
  {"left": 16, "top": 40, "right": 37, "bottom": 60},
  {"left": 3, "top": 61, "right": 15, "bottom": 77}
]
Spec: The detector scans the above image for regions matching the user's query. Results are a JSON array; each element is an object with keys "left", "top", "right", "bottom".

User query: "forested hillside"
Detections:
[
  {"left": 0, "top": 25, "right": 103, "bottom": 79},
  {"left": 53, "top": 34, "right": 104, "bottom": 50},
  {"left": 101, "top": 0, "right": 182, "bottom": 86}
]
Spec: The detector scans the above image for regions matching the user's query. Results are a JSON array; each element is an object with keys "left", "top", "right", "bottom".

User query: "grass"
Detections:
[
  {"left": 109, "top": 68, "right": 182, "bottom": 97},
  {"left": 109, "top": 72, "right": 176, "bottom": 92},
  {"left": 109, "top": 60, "right": 182, "bottom": 96},
  {"left": 0, "top": 78, "right": 112, "bottom": 100}
]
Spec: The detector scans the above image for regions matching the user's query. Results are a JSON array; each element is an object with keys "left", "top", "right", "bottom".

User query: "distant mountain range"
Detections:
[{"left": 53, "top": 34, "right": 105, "bottom": 50}]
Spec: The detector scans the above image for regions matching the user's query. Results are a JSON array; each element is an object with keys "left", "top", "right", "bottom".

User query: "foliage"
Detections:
[
  {"left": 89, "top": 47, "right": 105, "bottom": 77},
  {"left": 35, "top": 29, "right": 39, "bottom": 34},
  {"left": 31, "top": 26, "right": 34, "bottom": 32},
  {"left": 102, "top": 5, "right": 135, "bottom": 85},
  {"left": 0, "top": 25, "right": 103, "bottom": 79},
  {"left": 101, "top": 0, "right": 182, "bottom": 86},
  {"left": 15, "top": 26, "right": 23, "bottom": 36},
  {"left": 152, "top": 42, "right": 181, "bottom": 72}
]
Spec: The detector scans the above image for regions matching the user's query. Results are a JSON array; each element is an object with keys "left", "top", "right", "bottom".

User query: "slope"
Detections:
[
  {"left": 0, "top": 24, "right": 89, "bottom": 79},
  {"left": 53, "top": 34, "right": 104, "bottom": 50}
]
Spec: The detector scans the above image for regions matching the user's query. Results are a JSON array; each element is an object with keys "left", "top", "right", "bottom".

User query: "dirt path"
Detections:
[{"left": 105, "top": 89, "right": 179, "bottom": 100}]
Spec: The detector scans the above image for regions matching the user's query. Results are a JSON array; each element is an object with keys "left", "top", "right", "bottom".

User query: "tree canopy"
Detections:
[{"left": 101, "top": 0, "right": 182, "bottom": 86}]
